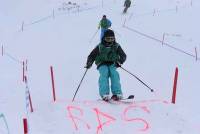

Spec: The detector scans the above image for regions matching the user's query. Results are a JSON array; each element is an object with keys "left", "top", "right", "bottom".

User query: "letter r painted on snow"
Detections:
[{"left": 67, "top": 106, "right": 90, "bottom": 130}]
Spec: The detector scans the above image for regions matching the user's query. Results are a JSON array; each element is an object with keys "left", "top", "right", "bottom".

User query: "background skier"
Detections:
[
  {"left": 123, "top": 0, "right": 131, "bottom": 13},
  {"left": 98, "top": 15, "right": 112, "bottom": 40},
  {"left": 85, "top": 29, "right": 126, "bottom": 101}
]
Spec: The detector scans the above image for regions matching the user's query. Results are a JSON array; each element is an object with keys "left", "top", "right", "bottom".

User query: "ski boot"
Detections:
[
  {"left": 102, "top": 95, "right": 110, "bottom": 102},
  {"left": 111, "top": 94, "right": 123, "bottom": 101}
]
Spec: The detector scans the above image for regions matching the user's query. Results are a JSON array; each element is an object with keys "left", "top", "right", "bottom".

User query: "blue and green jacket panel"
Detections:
[
  {"left": 98, "top": 19, "right": 112, "bottom": 29},
  {"left": 86, "top": 42, "right": 126, "bottom": 69}
]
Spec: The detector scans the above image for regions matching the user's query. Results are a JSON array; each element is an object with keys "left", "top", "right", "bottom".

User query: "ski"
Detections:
[
  {"left": 121, "top": 95, "right": 134, "bottom": 100},
  {"left": 99, "top": 95, "right": 134, "bottom": 104},
  {"left": 114, "top": 95, "right": 134, "bottom": 104},
  {"left": 110, "top": 94, "right": 134, "bottom": 101}
]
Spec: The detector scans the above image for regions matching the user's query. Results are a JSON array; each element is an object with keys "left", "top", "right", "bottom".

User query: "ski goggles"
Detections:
[{"left": 104, "top": 36, "right": 115, "bottom": 42}]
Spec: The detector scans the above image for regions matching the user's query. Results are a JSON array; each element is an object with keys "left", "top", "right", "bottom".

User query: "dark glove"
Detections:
[
  {"left": 84, "top": 63, "right": 92, "bottom": 69},
  {"left": 115, "top": 62, "right": 121, "bottom": 68}
]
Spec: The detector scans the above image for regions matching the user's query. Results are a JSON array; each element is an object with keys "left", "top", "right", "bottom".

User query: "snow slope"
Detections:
[{"left": 0, "top": 0, "right": 200, "bottom": 133}]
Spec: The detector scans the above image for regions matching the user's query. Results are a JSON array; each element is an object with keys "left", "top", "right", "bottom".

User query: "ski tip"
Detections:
[
  {"left": 151, "top": 89, "right": 154, "bottom": 92},
  {"left": 127, "top": 95, "right": 134, "bottom": 99}
]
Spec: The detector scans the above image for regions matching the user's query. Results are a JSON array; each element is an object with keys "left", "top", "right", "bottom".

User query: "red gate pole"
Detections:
[
  {"left": 23, "top": 118, "right": 28, "bottom": 134},
  {"left": 172, "top": 67, "right": 178, "bottom": 104}
]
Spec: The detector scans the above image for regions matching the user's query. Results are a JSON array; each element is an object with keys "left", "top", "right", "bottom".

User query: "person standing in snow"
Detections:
[
  {"left": 123, "top": 0, "right": 131, "bottom": 13},
  {"left": 85, "top": 29, "right": 126, "bottom": 101},
  {"left": 98, "top": 15, "right": 112, "bottom": 40}
]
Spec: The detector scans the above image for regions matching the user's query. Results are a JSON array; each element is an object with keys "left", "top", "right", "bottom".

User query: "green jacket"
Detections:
[
  {"left": 98, "top": 19, "right": 112, "bottom": 29},
  {"left": 86, "top": 42, "right": 126, "bottom": 68},
  {"left": 95, "top": 43, "right": 119, "bottom": 66}
]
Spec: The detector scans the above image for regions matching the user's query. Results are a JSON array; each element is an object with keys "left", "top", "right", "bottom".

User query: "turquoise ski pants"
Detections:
[{"left": 98, "top": 64, "right": 122, "bottom": 97}]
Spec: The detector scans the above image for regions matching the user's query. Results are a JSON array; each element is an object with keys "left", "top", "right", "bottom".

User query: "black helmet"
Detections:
[
  {"left": 104, "top": 29, "right": 115, "bottom": 38},
  {"left": 102, "top": 29, "right": 116, "bottom": 45}
]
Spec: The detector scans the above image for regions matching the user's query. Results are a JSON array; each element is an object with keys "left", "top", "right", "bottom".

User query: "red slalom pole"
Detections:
[
  {"left": 23, "top": 118, "right": 28, "bottom": 134},
  {"left": 172, "top": 67, "right": 178, "bottom": 104},
  {"left": 50, "top": 66, "right": 56, "bottom": 102}
]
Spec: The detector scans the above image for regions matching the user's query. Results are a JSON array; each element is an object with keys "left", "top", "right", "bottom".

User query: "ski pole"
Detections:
[
  {"left": 72, "top": 69, "right": 88, "bottom": 101},
  {"left": 120, "top": 66, "right": 154, "bottom": 92},
  {"left": 89, "top": 29, "right": 99, "bottom": 43}
]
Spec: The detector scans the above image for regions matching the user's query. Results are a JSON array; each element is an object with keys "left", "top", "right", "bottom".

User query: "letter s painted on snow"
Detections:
[{"left": 122, "top": 105, "right": 150, "bottom": 131}]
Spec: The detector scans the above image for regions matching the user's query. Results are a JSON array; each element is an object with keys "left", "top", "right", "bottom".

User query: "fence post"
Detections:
[
  {"left": 50, "top": 66, "right": 56, "bottom": 101},
  {"left": 26, "top": 59, "right": 28, "bottom": 71},
  {"left": 23, "top": 61, "right": 25, "bottom": 82},
  {"left": 24, "top": 76, "right": 34, "bottom": 113},
  {"left": 22, "top": 21, "right": 24, "bottom": 31},
  {"left": 153, "top": 9, "right": 156, "bottom": 16},
  {"left": 1, "top": 45, "right": 3, "bottom": 56},
  {"left": 77, "top": 5, "right": 80, "bottom": 12},
  {"left": 162, "top": 33, "right": 165, "bottom": 46},
  {"left": 123, "top": 18, "right": 126, "bottom": 27},
  {"left": 52, "top": 9, "right": 55, "bottom": 19},
  {"left": 195, "top": 47, "right": 198, "bottom": 61},
  {"left": 29, "top": 93, "right": 34, "bottom": 112}
]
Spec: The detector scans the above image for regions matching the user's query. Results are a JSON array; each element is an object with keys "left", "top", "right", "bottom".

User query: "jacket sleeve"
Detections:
[
  {"left": 117, "top": 45, "right": 126, "bottom": 64},
  {"left": 108, "top": 20, "right": 112, "bottom": 27},
  {"left": 86, "top": 46, "right": 99, "bottom": 66}
]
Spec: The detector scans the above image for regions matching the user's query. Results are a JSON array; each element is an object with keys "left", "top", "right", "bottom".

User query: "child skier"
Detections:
[
  {"left": 123, "top": 0, "right": 131, "bottom": 13},
  {"left": 85, "top": 29, "right": 127, "bottom": 101},
  {"left": 98, "top": 15, "right": 112, "bottom": 40}
]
